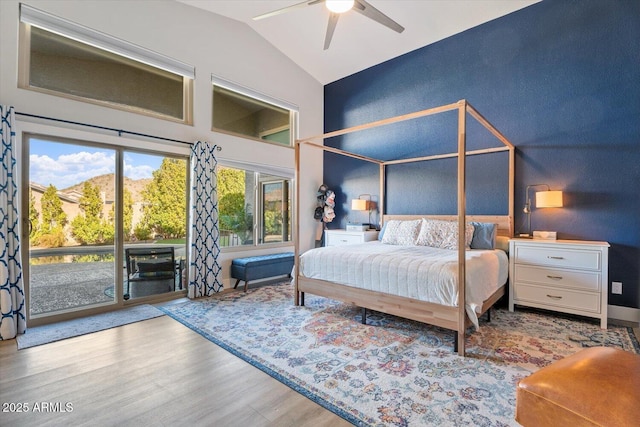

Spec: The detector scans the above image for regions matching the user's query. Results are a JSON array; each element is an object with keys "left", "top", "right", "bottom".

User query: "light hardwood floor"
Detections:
[{"left": 0, "top": 315, "right": 352, "bottom": 427}]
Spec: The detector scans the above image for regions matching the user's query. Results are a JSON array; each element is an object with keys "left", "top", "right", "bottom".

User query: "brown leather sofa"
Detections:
[{"left": 516, "top": 346, "right": 640, "bottom": 426}]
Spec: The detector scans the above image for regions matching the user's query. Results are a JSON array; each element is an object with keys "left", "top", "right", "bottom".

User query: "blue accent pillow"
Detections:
[
  {"left": 470, "top": 222, "right": 497, "bottom": 249},
  {"left": 378, "top": 222, "right": 388, "bottom": 240}
]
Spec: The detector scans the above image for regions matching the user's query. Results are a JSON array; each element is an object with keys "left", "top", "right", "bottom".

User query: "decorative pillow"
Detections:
[
  {"left": 381, "top": 220, "right": 422, "bottom": 246},
  {"left": 470, "top": 222, "right": 497, "bottom": 249},
  {"left": 377, "top": 222, "right": 388, "bottom": 240},
  {"left": 416, "top": 218, "right": 474, "bottom": 250}
]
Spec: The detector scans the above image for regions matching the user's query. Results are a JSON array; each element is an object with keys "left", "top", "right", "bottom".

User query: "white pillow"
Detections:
[
  {"left": 416, "top": 218, "right": 475, "bottom": 250},
  {"left": 381, "top": 219, "right": 422, "bottom": 246}
]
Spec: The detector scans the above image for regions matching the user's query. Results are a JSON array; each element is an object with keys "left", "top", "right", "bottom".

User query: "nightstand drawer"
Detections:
[
  {"left": 324, "top": 230, "right": 378, "bottom": 247},
  {"left": 327, "top": 233, "right": 364, "bottom": 246},
  {"left": 514, "top": 246, "right": 601, "bottom": 270},
  {"left": 514, "top": 265, "right": 601, "bottom": 291},
  {"left": 514, "top": 284, "right": 601, "bottom": 313}
]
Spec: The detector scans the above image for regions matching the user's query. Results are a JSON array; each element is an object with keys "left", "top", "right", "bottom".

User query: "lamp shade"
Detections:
[
  {"left": 536, "top": 190, "right": 563, "bottom": 208},
  {"left": 351, "top": 199, "right": 368, "bottom": 211}
]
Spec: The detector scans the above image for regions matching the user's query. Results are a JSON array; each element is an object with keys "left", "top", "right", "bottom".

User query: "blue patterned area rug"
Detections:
[
  {"left": 160, "top": 283, "right": 639, "bottom": 427},
  {"left": 17, "top": 305, "right": 164, "bottom": 350}
]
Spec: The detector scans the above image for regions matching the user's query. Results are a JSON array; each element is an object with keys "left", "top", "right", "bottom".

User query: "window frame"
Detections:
[
  {"left": 18, "top": 4, "right": 194, "bottom": 124},
  {"left": 217, "top": 163, "right": 293, "bottom": 252},
  {"left": 211, "top": 75, "right": 298, "bottom": 147}
]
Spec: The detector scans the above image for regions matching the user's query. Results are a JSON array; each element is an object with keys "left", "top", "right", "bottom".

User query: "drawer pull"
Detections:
[
  {"left": 546, "top": 275, "right": 563, "bottom": 280},
  {"left": 546, "top": 294, "right": 563, "bottom": 300},
  {"left": 548, "top": 256, "right": 565, "bottom": 260}
]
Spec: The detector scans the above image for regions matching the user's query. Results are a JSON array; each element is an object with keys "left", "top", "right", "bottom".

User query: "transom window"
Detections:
[
  {"left": 212, "top": 77, "right": 297, "bottom": 146},
  {"left": 19, "top": 4, "right": 194, "bottom": 123}
]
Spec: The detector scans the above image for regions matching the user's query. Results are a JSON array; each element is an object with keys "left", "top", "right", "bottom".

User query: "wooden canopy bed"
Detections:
[{"left": 293, "top": 100, "right": 515, "bottom": 356}]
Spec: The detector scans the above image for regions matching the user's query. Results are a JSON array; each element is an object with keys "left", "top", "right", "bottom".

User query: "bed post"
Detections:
[
  {"left": 457, "top": 100, "right": 467, "bottom": 356},
  {"left": 294, "top": 140, "right": 301, "bottom": 306},
  {"left": 379, "top": 163, "right": 385, "bottom": 228}
]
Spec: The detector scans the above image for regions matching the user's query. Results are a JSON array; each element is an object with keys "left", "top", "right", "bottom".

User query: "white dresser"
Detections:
[
  {"left": 325, "top": 229, "right": 378, "bottom": 247},
  {"left": 509, "top": 238, "right": 609, "bottom": 328}
]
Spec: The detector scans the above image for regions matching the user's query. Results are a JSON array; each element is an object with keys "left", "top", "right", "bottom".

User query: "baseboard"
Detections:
[{"left": 608, "top": 304, "right": 640, "bottom": 326}]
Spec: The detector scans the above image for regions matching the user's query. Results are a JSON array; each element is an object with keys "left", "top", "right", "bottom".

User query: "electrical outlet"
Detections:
[{"left": 612, "top": 281, "right": 623, "bottom": 294}]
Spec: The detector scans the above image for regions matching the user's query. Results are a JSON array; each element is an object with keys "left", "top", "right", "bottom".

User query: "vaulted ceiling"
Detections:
[{"left": 177, "top": 0, "right": 539, "bottom": 84}]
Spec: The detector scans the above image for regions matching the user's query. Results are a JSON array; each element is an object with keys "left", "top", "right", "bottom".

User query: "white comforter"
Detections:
[{"left": 299, "top": 241, "right": 509, "bottom": 328}]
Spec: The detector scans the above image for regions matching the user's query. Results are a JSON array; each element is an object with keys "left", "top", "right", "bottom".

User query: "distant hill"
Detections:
[{"left": 62, "top": 173, "right": 152, "bottom": 203}]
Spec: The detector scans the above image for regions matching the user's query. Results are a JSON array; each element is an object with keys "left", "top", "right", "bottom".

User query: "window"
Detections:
[
  {"left": 19, "top": 4, "right": 194, "bottom": 123},
  {"left": 212, "top": 76, "right": 297, "bottom": 146},
  {"left": 218, "top": 165, "right": 291, "bottom": 248}
]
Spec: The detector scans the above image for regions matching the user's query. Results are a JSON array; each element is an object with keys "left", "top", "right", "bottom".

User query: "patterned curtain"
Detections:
[
  {"left": 0, "top": 105, "right": 26, "bottom": 340},
  {"left": 188, "top": 141, "right": 222, "bottom": 298}
]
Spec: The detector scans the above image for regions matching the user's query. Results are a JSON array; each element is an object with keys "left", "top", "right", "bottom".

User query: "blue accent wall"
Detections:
[{"left": 323, "top": 0, "right": 640, "bottom": 309}]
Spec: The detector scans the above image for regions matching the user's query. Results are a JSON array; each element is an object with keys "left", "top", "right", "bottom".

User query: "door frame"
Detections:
[{"left": 18, "top": 120, "right": 191, "bottom": 327}]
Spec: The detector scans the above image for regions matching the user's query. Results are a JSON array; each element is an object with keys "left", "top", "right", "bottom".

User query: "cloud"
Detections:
[
  {"left": 124, "top": 163, "right": 155, "bottom": 181},
  {"left": 30, "top": 151, "right": 116, "bottom": 189}
]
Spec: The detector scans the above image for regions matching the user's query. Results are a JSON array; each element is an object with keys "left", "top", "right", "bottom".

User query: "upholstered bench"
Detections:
[
  {"left": 515, "top": 346, "right": 640, "bottom": 427},
  {"left": 231, "top": 252, "right": 294, "bottom": 292}
]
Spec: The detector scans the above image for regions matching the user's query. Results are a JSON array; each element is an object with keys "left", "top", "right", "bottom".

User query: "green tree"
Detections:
[
  {"left": 123, "top": 187, "right": 134, "bottom": 239},
  {"left": 38, "top": 184, "right": 67, "bottom": 248},
  {"left": 217, "top": 167, "right": 253, "bottom": 243},
  {"left": 108, "top": 187, "right": 134, "bottom": 240},
  {"left": 79, "top": 181, "right": 103, "bottom": 219},
  {"left": 141, "top": 158, "right": 187, "bottom": 239},
  {"left": 28, "top": 189, "right": 40, "bottom": 245},
  {"left": 40, "top": 184, "right": 67, "bottom": 233},
  {"left": 71, "top": 182, "right": 112, "bottom": 245},
  {"left": 218, "top": 167, "right": 245, "bottom": 196}
]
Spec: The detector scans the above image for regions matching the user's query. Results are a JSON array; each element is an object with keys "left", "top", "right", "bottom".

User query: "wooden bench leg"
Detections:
[
  {"left": 233, "top": 279, "right": 241, "bottom": 289},
  {"left": 244, "top": 281, "right": 249, "bottom": 292}
]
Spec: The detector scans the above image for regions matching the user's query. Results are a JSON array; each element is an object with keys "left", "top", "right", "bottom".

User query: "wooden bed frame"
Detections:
[{"left": 293, "top": 100, "right": 515, "bottom": 356}]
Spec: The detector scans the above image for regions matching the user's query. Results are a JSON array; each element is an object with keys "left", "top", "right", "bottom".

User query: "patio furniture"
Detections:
[{"left": 125, "top": 247, "right": 176, "bottom": 299}]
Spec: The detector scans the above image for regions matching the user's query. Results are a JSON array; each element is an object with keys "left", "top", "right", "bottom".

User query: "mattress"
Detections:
[{"left": 299, "top": 241, "right": 509, "bottom": 328}]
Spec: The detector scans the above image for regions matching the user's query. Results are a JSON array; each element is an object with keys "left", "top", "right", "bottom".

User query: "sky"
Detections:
[{"left": 29, "top": 138, "right": 163, "bottom": 189}]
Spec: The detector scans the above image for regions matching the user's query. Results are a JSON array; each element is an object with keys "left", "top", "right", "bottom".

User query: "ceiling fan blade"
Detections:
[
  {"left": 324, "top": 12, "right": 340, "bottom": 50},
  {"left": 253, "top": 0, "right": 325, "bottom": 21},
  {"left": 353, "top": 0, "right": 404, "bottom": 33}
]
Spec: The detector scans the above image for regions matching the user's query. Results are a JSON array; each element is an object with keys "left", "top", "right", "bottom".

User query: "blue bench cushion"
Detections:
[{"left": 231, "top": 252, "right": 294, "bottom": 282}]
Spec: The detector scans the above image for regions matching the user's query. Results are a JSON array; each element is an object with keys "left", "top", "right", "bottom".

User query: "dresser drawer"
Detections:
[
  {"left": 514, "top": 246, "right": 601, "bottom": 270},
  {"left": 514, "top": 265, "right": 601, "bottom": 292},
  {"left": 514, "top": 283, "right": 601, "bottom": 313}
]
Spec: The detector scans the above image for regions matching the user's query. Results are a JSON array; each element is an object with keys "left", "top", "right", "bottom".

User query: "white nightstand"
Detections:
[
  {"left": 324, "top": 229, "right": 378, "bottom": 247},
  {"left": 509, "top": 238, "right": 609, "bottom": 328}
]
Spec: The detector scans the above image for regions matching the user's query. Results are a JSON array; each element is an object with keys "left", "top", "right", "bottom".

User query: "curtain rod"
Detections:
[{"left": 15, "top": 111, "right": 221, "bottom": 150}]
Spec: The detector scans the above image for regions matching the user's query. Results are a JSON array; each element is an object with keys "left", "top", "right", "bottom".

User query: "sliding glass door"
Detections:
[
  {"left": 23, "top": 134, "right": 188, "bottom": 323},
  {"left": 27, "top": 137, "right": 117, "bottom": 317}
]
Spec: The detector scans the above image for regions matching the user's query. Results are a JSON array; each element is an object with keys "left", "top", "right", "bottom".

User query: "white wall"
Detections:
[{"left": 0, "top": 0, "right": 323, "bottom": 287}]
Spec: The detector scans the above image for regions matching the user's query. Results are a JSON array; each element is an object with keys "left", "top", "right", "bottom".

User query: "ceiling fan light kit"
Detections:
[
  {"left": 326, "top": 0, "right": 354, "bottom": 14},
  {"left": 253, "top": 0, "right": 404, "bottom": 50}
]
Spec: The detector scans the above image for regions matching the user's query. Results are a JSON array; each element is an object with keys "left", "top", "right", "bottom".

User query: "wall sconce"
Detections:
[
  {"left": 522, "top": 184, "right": 563, "bottom": 238},
  {"left": 350, "top": 194, "right": 374, "bottom": 228}
]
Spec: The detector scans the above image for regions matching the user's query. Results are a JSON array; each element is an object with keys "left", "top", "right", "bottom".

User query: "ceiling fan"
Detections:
[{"left": 253, "top": 0, "right": 404, "bottom": 50}]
